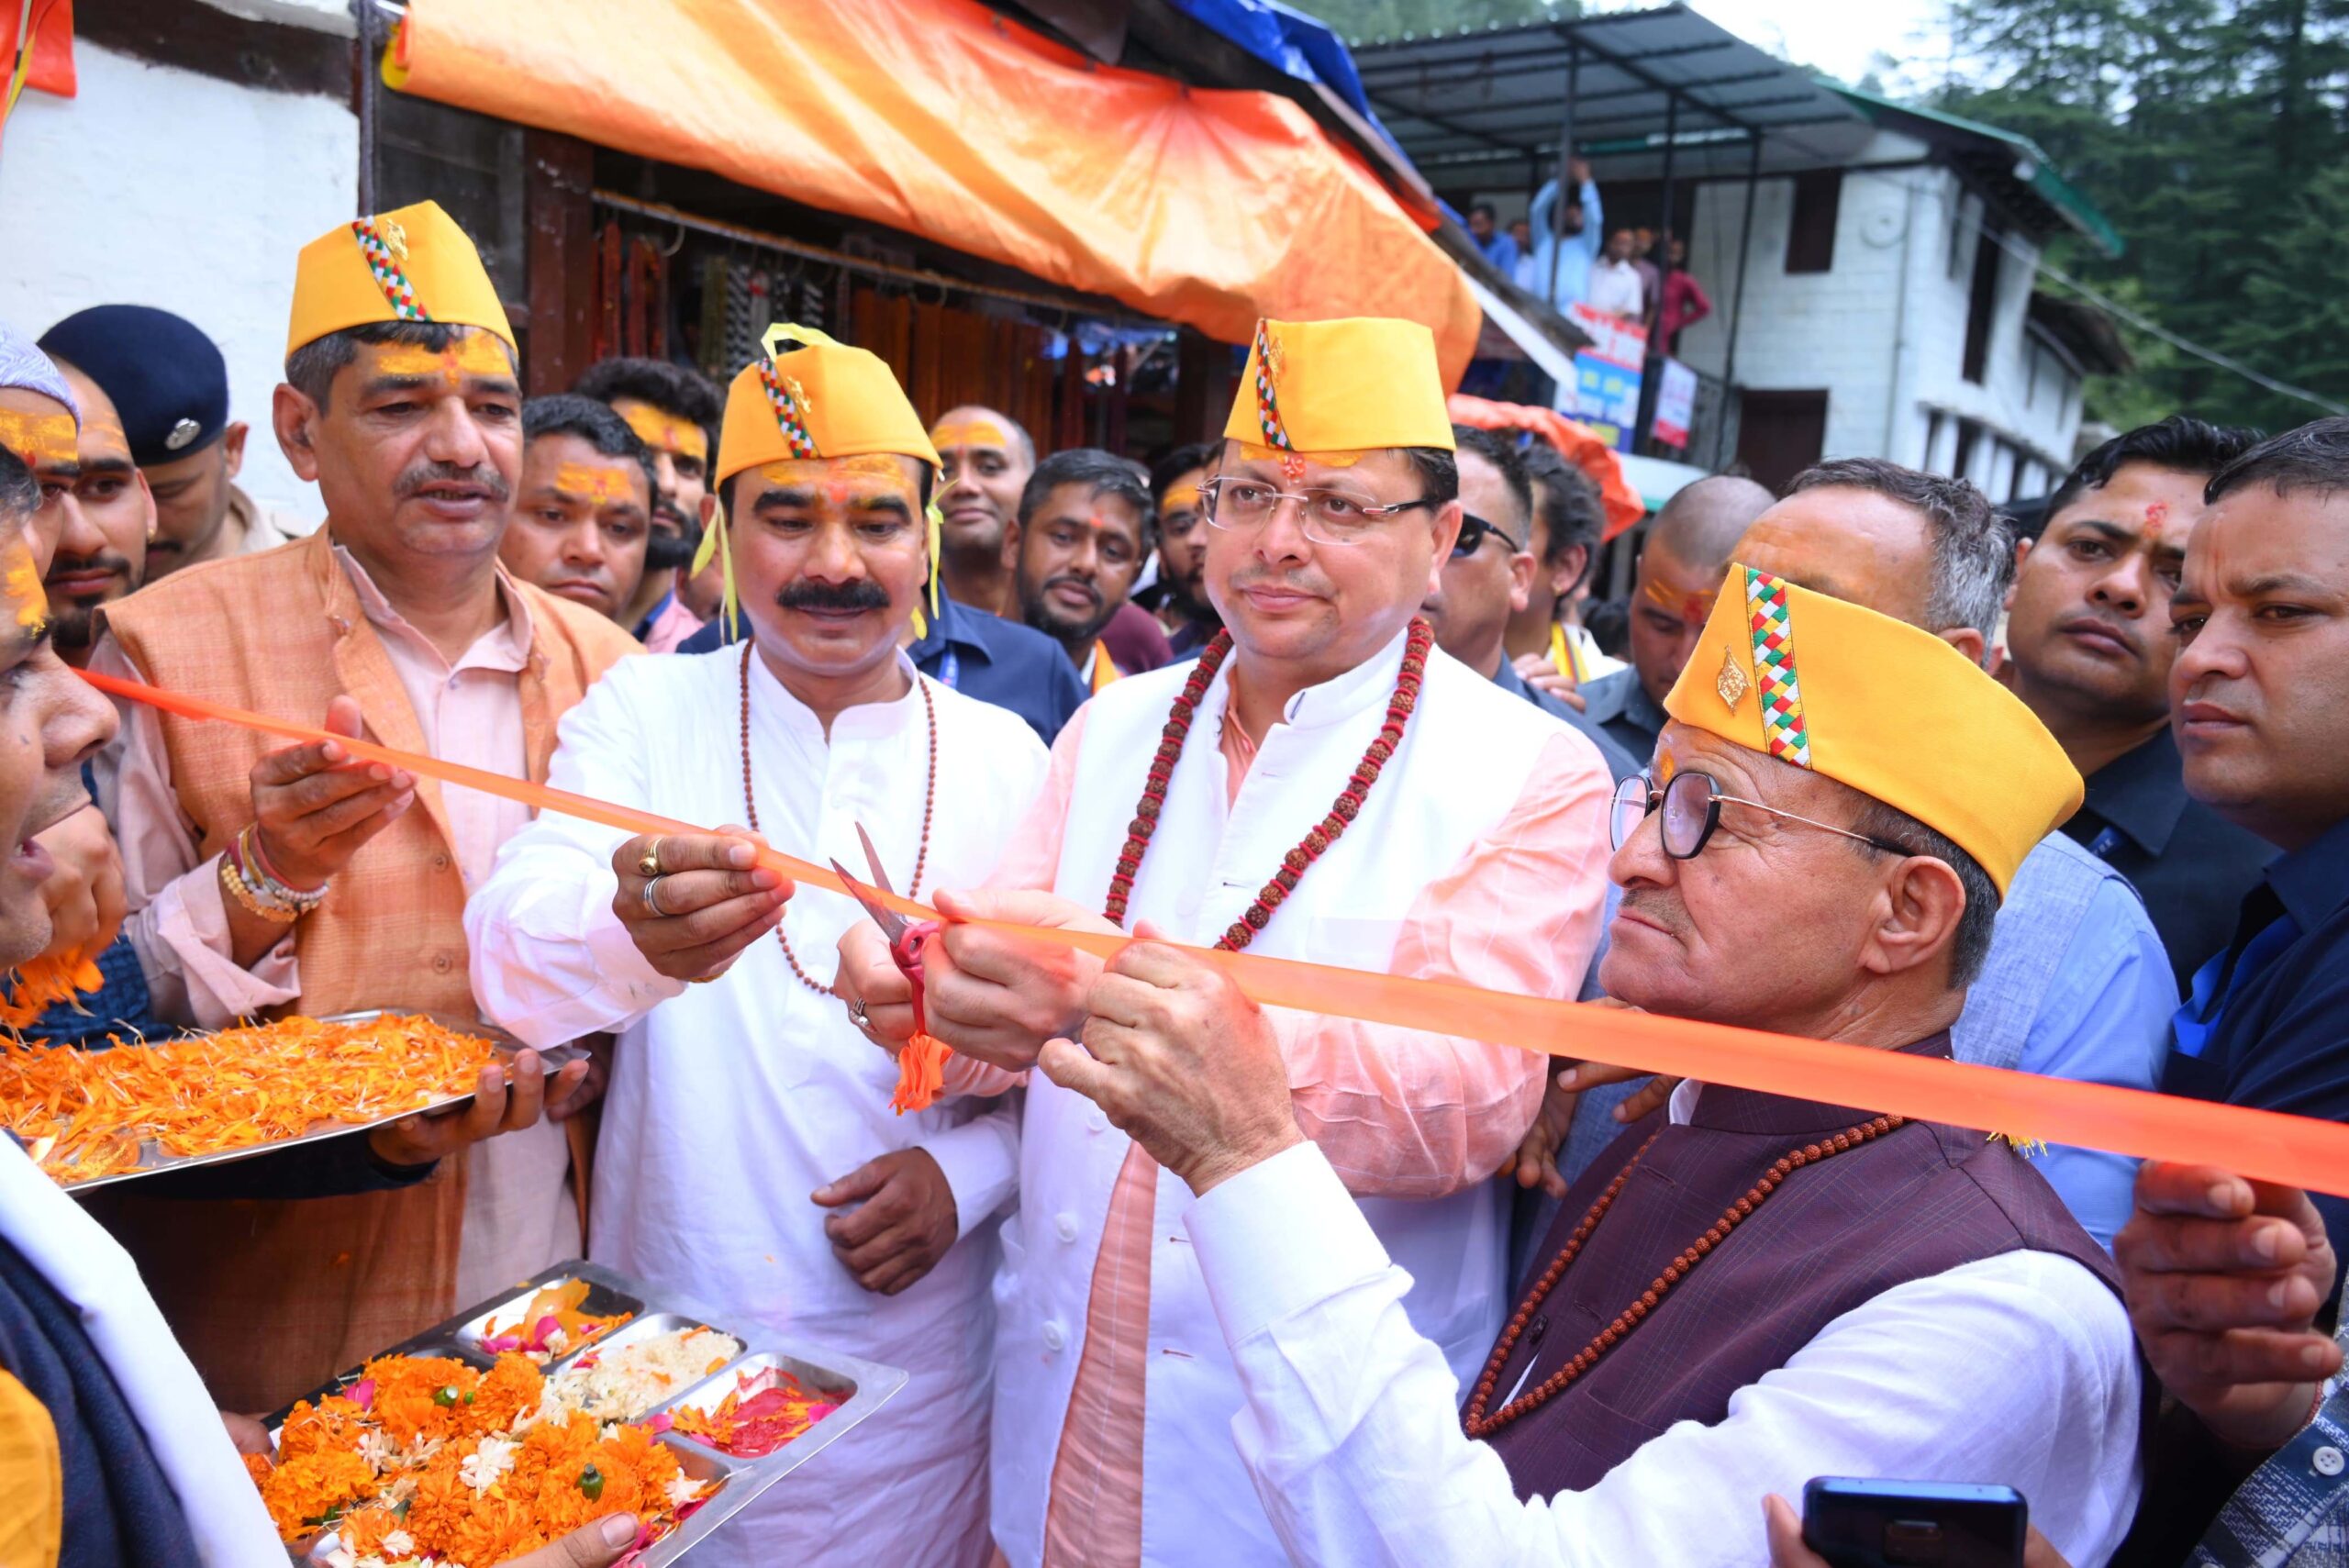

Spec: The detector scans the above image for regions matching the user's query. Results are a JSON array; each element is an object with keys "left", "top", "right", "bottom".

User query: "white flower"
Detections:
[
  {"left": 382, "top": 1531, "right": 416, "bottom": 1559},
  {"left": 355, "top": 1429, "right": 395, "bottom": 1471},
  {"left": 544, "top": 1326, "right": 570, "bottom": 1356},
  {"left": 665, "top": 1473, "right": 704, "bottom": 1509},
  {"left": 323, "top": 1548, "right": 358, "bottom": 1568},
  {"left": 458, "top": 1435, "right": 518, "bottom": 1496}
]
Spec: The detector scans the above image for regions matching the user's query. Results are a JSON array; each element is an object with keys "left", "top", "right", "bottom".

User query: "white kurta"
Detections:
[
  {"left": 464, "top": 649, "right": 1047, "bottom": 1568},
  {"left": 0, "top": 1138, "right": 284, "bottom": 1566},
  {"left": 989, "top": 628, "right": 1614, "bottom": 1565},
  {"left": 1187, "top": 1103, "right": 2143, "bottom": 1568}
]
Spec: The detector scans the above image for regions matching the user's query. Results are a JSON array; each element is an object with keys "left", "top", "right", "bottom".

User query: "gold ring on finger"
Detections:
[
  {"left": 641, "top": 873, "right": 670, "bottom": 918},
  {"left": 637, "top": 836, "right": 665, "bottom": 878}
]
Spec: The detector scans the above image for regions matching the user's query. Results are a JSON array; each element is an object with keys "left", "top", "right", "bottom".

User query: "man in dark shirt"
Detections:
[
  {"left": 2003, "top": 416, "right": 2270, "bottom": 990},
  {"left": 2162, "top": 417, "right": 2349, "bottom": 1279},
  {"left": 1576, "top": 473, "right": 1771, "bottom": 760},
  {"left": 1426, "top": 427, "right": 1637, "bottom": 781}
]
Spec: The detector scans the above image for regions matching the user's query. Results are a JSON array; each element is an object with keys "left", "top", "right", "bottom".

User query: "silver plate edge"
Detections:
[
  {"left": 42, "top": 1010, "right": 537, "bottom": 1194},
  {"left": 273, "top": 1260, "right": 907, "bottom": 1567}
]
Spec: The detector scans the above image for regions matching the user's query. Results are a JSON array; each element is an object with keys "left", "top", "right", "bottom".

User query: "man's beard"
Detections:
[
  {"left": 1021, "top": 573, "right": 1115, "bottom": 647},
  {"left": 49, "top": 605, "right": 98, "bottom": 653},
  {"left": 645, "top": 517, "right": 699, "bottom": 573},
  {"left": 1163, "top": 572, "right": 1219, "bottom": 627}
]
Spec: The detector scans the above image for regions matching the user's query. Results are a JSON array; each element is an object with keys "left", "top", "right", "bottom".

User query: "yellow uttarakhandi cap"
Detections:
[
  {"left": 285, "top": 199, "right": 515, "bottom": 357},
  {"left": 716, "top": 324, "right": 941, "bottom": 485},
  {"left": 1221, "top": 317, "right": 1455, "bottom": 457},
  {"left": 1664, "top": 563, "right": 2081, "bottom": 895}
]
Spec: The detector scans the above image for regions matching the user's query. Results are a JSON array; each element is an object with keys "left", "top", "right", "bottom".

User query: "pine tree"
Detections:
[{"left": 1934, "top": 0, "right": 2349, "bottom": 429}]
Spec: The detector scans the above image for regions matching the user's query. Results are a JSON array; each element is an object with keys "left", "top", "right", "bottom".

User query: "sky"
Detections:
[{"left": 1680, "top": 0, "right": 1950, "bottom": 91}]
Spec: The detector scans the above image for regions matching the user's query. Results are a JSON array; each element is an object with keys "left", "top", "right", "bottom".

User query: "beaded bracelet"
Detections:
[
  {"left": 239, "top": 824, "right": 328, "bottom": 910},
  {"left": 218, "top": 848, "right": 301, "bottom": 924}
]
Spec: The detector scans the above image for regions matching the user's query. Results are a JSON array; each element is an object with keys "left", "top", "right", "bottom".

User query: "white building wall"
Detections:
[
  {"left": 1674, "top": 129, "right": 2087, "bottom": 485},
  {"left": 0, "top": 39, "right": 357, "bottom": 519}
]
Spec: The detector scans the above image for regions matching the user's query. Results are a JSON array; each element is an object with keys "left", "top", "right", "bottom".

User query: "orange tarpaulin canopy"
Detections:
[
  {"left": 385, "top": 0, "right": 1482, "bottom": 384},
  {"left": 1448, "top": 394, "right": 1648, "bottom": 540}
]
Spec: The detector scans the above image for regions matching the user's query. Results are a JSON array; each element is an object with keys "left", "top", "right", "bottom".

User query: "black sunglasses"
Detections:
[{"left": 1452, "top": 513, "right": 1509, "bottom": 559}]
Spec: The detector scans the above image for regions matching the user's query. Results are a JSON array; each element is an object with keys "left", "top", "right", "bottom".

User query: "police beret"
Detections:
[{"left": 38, "top": 305, "right": 230, "bottom": 467}]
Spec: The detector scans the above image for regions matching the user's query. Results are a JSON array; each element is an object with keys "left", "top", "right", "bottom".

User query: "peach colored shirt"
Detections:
[
  {"left": 958, "top": 692, "right": 1607, "bottom": 1567},
  {"left": 96, "top": 547, "right": 576, "bottom": 1302}
]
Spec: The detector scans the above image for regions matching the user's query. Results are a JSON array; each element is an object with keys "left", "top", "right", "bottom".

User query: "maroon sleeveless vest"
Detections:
[{"left": 1480, "top": 1033, "right": 2122, "bottom": 1495}]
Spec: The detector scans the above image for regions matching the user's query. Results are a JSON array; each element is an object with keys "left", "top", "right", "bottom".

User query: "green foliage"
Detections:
[
  {"left": 1295, "top": 0, "right": 1575, "bottom": 46},
  {"left": 1932, "top": 0, "right": 2349, "bottom": 431}
]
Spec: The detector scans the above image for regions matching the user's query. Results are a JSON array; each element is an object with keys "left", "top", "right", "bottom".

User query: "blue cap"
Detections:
[{"left": 38, "top": 306, "right": 229, "bottom": 466}]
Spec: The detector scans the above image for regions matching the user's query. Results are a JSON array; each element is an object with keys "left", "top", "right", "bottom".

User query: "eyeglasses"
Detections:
[
  {"left": 1608, "top": 770, "right": 1916, "bottom": 860},
  {"left": 1451, "top": 513, "right": 1511, "bottom": 559},
  {"left": 1199, "top": 475, "right": 1437, "bottom": 548}
]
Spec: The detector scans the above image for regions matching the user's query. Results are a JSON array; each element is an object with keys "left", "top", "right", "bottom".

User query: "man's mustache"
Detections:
[
  {"left": 777, "top": 578, "right": 891, "bottom": 612},
  {"left": 46, "top": 551, "right": 131, "bottom": 580},
  {"left": 1619, "top": 887, "right": 1690, "bottom": 938},
  {"left": 394, "top": 461, "right": 511, "bottom": 504},
  {"left": 1042, "top": 573, "right": 1101, "bottom": 609}
]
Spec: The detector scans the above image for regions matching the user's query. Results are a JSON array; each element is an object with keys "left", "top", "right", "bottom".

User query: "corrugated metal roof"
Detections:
[
  {"left": 1833, "top": 86, "right": 2124, "bottom": 256},
  {"left": 1349, "top": 3, "right": 1876, "bottom": 183}
]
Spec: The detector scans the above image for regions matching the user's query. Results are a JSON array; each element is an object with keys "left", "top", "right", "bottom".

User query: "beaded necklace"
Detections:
[
  {"left": 1103, "top": 618, "right": 1431, "bottom": 949},
  {"left": 1461, "top": 1112, "right": 1906, "bottom": 1438},
  {"left": 737, "top": 641, "right": 937, "bottom": 995}
]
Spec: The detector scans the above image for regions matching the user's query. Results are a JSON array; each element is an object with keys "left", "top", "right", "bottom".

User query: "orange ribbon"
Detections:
[{"left": 77, "top": 668, "right": 2349, "bottom": 1197}]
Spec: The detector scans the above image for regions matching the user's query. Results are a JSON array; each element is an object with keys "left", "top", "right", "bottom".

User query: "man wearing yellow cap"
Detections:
[
  {"left": 82, "top": 200, "right": 637, "bottom": 1410},
  {"left": 838, "top": 317, "right": 1615, "bottom": 1566},
  {"left": 1040, "top": 571, "right": 2142, "bottom": 1566},
  {"left": 467, "top": 326, "right": 1047, "bottom": 1567}
]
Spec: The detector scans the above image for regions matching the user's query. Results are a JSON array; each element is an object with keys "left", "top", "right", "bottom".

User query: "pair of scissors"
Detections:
[{"left": 830, "top": 823, "right": 943, "bottom": 1040}]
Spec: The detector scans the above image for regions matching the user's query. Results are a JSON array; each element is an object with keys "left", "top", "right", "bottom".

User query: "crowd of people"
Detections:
[
  {"left": 1465, "top": 165, "right": 1710, "bottom": 345},
  {"left": 0, "top": 193, "right": 2343, "bottom": 1568}
]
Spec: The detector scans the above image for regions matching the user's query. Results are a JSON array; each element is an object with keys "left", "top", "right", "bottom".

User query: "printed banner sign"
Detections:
[
  {"left": 1561, "top": 303, "right": 1646, "bottom": 452},
  {"left": 1652, "top": 358, "right": 1698, "bottom": 450}
]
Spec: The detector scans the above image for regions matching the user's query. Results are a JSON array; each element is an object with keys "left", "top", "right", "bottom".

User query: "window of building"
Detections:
[
  {"left": 1953, "top": 417, "right": 1982, "bottom": 480},
  {"left": 1947, "top": 190, "right": 1979, "bottom": 280},
  {"left": 1785, "top": 171, "right": 1842, "bottom": 275},
  {"left": 1961, "top": 226, "right": 2002, "bottom": 384}
]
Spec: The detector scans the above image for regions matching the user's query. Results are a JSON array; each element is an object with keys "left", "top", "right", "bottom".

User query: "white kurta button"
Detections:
[
  {"left": 2316, "top": 1445, "right": 2345, "bottom": 1477},
  {"left": 1086, "top": 1109, "right": 1107, "bottom": 1133},
  {"left": 1041, "top": 1321, "right": 1066, "bottom": 1352},
  {"left": 1054, "top": 1213, "right": 1079, "bottom": 1242}
]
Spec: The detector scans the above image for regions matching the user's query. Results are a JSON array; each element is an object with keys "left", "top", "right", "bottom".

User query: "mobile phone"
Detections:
[{"left": 1800, "top": 1477, "right": 2028, "bottom": 1568}]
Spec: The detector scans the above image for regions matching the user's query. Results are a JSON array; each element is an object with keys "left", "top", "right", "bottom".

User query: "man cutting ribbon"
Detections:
[
  {"left": 837, "top": 315, "right": 1616, "bottom": 1568},
  {"left": 1034, "top": 567, "right": 2143, "bottom": 1567},
  {"left": 466, "top": 325, "right": 1048, "bottom": 1567}
]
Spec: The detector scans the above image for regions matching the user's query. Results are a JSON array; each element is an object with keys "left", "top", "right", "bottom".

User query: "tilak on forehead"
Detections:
[
  {"left": 1222, "top": 316, "right": 1455, "bottom": 483},
  {"left": 703, "top": 323, "right": 945, "bottom": 635},
  {"left": 1663, "top": 562, "right": 2082, "bottom": 896},
  {"left": 373, "top": 334, "right": 514, "bottom": 386},
  {"left": 615, "top": 401, "right": 709, "bottom": 464},
  {"left": 928, "top": 417, "right": 1011, "bottom": 452},
  {"left": 0, "top": 410, "right": 77, "bottom": 470},
  {"left": 0, "top": 324, "right": 80, "bottom": 470},
  {"left": 285, "top": 198, "right": 515, "bottom": 357},
  {"left": 1642, "top": 575, "right": 1718, "bottom": 627},
  {"left": 551, "top": 462, "right": 642, "bottom": 506},
  {"left": 0, "top": 532, "right": 48, "bottom": 633}
]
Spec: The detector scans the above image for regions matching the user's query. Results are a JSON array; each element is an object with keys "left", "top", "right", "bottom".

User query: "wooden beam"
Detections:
[{"left": 523, "top": 130, "right": 596, "bottom": 396}]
